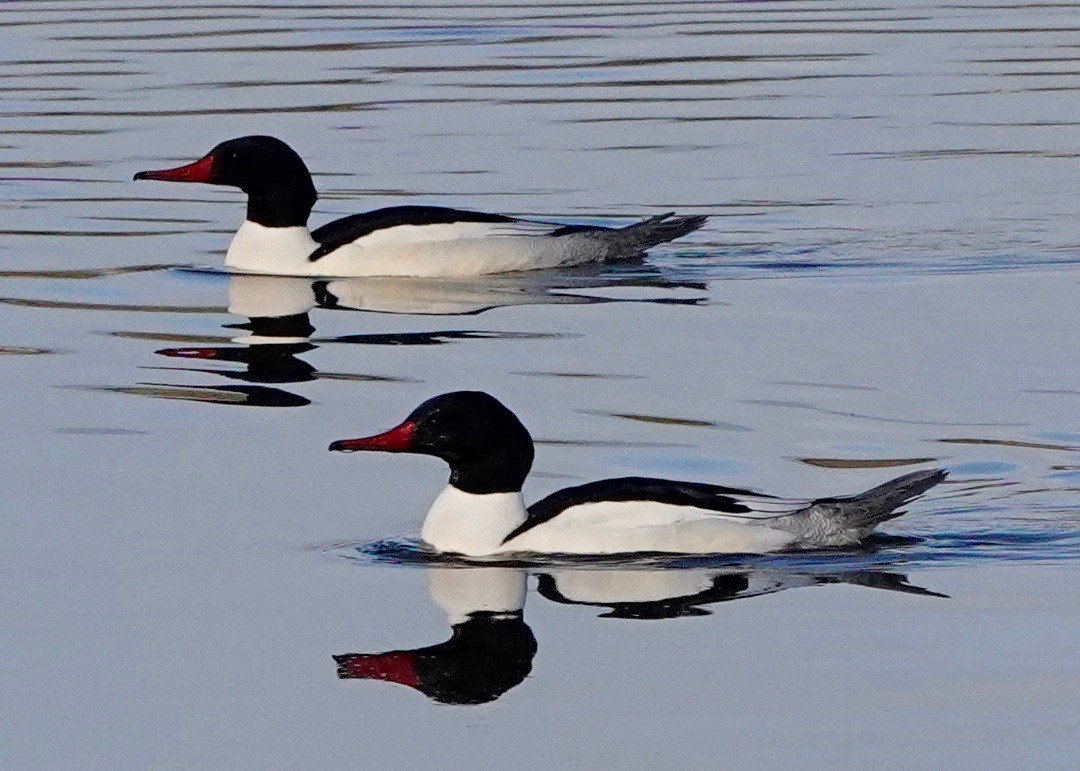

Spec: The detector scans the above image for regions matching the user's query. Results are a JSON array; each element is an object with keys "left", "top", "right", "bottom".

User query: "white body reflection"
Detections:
[
  {"left": 224, "top": 269, "right": 702, "bottom": 319},
  {"left": 534, "top": 566, "right": 943, "bottom": 619}
]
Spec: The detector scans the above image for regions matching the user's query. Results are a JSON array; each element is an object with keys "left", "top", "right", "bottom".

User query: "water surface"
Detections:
[{"left": 1, "top": 1, "right": 1078, "bottom": 768}]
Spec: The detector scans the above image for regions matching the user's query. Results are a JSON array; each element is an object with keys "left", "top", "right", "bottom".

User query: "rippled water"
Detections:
[{"left": 2, "top": 1, "right": 1078, "bottom": 768}]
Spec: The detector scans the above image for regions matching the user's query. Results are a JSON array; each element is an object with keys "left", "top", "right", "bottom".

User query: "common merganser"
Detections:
[
  {"left": 328, "top": 391, "right": 948, "bottom": 557},
  {"left": 133, "top": 136, "right": 707, "bottom": 278}
]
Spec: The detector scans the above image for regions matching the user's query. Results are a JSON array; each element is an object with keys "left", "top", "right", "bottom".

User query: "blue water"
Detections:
[{"left": 1, "top": 1, "right": 1078, "bottom": 768}]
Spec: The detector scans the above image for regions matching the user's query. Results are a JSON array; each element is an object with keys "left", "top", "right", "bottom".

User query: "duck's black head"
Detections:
[
  {"left": 134, "top": 135, "right": 317, "bottom": 227},
  {"left": 329, "top": 391, "right": 535, "bottom": 494}
]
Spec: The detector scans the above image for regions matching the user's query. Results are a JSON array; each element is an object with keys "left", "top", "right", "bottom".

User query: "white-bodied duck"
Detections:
[
  {"left": 329, "top": 391, "right": 947, "bottom": 557},
  {"left": 134, "top": 136, "right": 706, "bottom": 277}
]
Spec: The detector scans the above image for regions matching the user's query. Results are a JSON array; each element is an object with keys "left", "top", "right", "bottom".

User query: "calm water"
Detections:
[{"left": 2, "top": 1, "right": 1079, "bottom": 767}]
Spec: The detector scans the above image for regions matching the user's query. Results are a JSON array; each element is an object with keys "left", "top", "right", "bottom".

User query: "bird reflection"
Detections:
[
  {"left": 308, "top": 262, "right": 705, "bottom": 316},
  {"left": 156, "top": 340, "right": 319, "bottom": 385},
  {"left": 333, "top": 563, "right": 943, "bottom": 703},
  {"left": 335, "top": 568, "right": 536, "bottom": 705},
  {"left": 142, "top": 271, "right": 704, "bottom": 407}
]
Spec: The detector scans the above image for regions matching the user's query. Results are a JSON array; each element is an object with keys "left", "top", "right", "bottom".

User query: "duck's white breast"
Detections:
[
  {"left": 224, "top": 221, "right": 320, "bottom": 275},
  {"left": 420, "top": 487, "right": 528, "bottom": 557}
]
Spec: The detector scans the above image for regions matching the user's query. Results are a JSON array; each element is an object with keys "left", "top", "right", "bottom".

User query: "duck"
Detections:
[
  {"left": 133, "top": 135, "right": 707, "bottom": 277},
  {"left": 328, "top": 391, "right": 948, "bottom": 557}
]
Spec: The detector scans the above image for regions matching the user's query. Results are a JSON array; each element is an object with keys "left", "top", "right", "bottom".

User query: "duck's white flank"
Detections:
[
  {"left": 500, "top": 500, "right": 798, "bottom": 555},
  {"left": 224, "top": 219, "right": 609, "bottom": 278},
  {"left": 419, "top": 486, "right": 802, "bottom": 557}
]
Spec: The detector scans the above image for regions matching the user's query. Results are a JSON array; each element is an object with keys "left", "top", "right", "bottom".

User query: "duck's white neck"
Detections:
[
  {"left": 420, "top": 485, "right": 528, "bottom": 557},
  {"left": 225, "top": 220, "right": 320, "bottom": 275}
]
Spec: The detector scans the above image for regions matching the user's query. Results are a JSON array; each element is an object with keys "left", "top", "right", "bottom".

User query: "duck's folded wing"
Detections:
[
  {"left": 309, "top": 206, "right": 565, "bottom": 261},
  {"left": 510, "top": 476, "right": 810, "bottom": 542}
]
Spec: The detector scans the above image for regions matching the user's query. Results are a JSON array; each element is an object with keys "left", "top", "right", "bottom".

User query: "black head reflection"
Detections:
[
  {"left": 147, "top": 335, "right": 316, "bottom": 407},
  {"left": 334, "top": 567, "right": 533, "bottom": 705},
  {"left": 145, "top": 282, "right": 320, "bottom": 406},
  {"left": 334, "top": 611, "right": 537, "bottom": 705},
  {"left": 156, "top": 341, "right": 319, "bottom": 385}
]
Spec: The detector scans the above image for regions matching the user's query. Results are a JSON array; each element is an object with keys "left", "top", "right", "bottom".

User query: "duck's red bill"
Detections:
[
  {"left": 133, "top": 154, "right": 215, "bottom": 183},
  {"left": 334, "top": 651, "right": 419, "bottom": 687},
  {"left": 329, "top": 420, "right": 416, "bottom": 453}
]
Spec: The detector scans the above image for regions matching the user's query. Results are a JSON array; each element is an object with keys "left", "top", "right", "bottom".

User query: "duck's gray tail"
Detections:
[
  {"left": 817, "top": 469, "right": 948, "bottom": 533},
  {"left": 556, "top": 212, "right": 706, "bottom": 261},
  {"left": 612, "top": 212, "right": 707, "bottom": 252}
]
